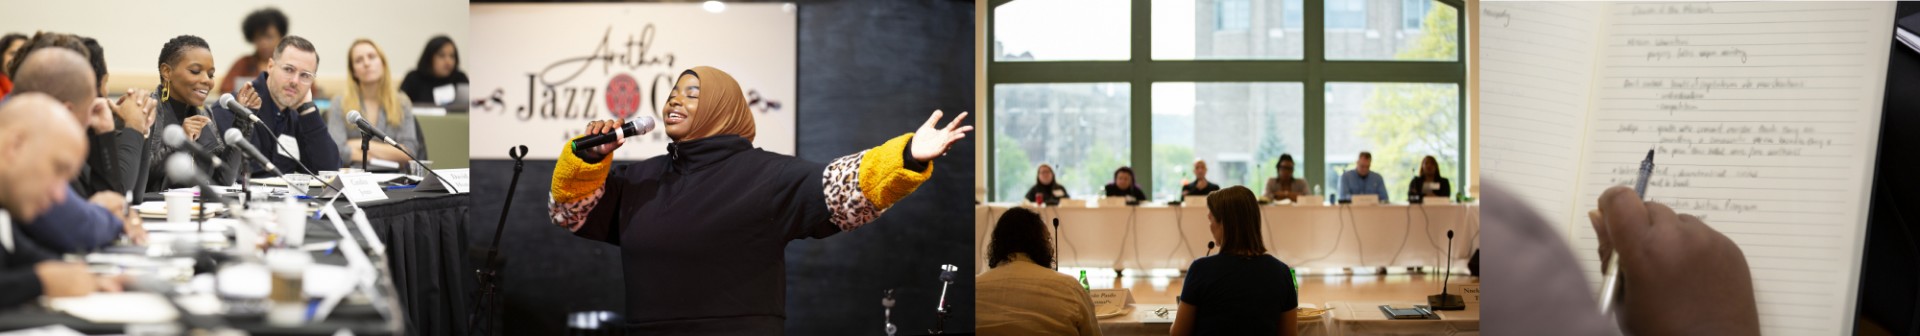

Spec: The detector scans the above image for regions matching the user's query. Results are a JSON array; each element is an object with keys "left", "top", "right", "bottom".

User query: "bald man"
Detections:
[
  {"left": 10, "top": 47, "right": 146, "bottom": 252},
  {"left": 0, "top": 93, "right": 123, "bottom": 308},
  {"left": 1181, "top": 159, "right": 1221, "bottom": 196},
  {"left": 11, "top": 40, "right": 152, "bottom": 199}
]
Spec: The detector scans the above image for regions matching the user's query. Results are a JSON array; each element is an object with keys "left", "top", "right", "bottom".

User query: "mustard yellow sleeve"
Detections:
[
  {"left": 822, "top": 133, "right": 933, "bottom": 232},
  {"left": 549, "top": 139, "right": 614, "bottom": 232},
  {"left": 856, "top": 133, "right": 932, "bottom": 209},
  {"left": 551, "top": 139, "right": 612, "bottom": 204}
]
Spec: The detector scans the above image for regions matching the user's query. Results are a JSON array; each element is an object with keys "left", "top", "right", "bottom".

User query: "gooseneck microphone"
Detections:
[
  {"left": 219, "top": 93, "right": 262, "bottom": 124},
  {"left": 224, "top": 128, "right": 280, "bottom": 176}
]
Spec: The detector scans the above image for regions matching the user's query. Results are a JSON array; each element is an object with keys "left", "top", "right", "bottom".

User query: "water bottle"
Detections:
[{"left": 1079, "top": 270, "right": 1090, "bottom": 291}]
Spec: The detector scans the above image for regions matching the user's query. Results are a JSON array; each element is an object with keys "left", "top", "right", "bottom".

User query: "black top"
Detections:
[
  {"left": 1179, "top": 254, "right": 1297, "bottom": 335},
  {"left": 1024, "top": 183, "right": 1069, "bottom": 205},
  {"left": 571, "top": 135, "right": 924, "bottom": 334},
  {"left": 1407, "top": 175, "right": 1452, "bottom": 199},
  {"left": 1103, "top": 184, "right": 1146, "bottom": 201},
  {"left": 397, "top": 70, "right": 468, "bottom": 105},
  {"left": 72, "top": 117, "right": 145, "bottom": 197},
  {"left": 1181, "top": 181, "right": 1221, "bottom": 196},
  {"left": 140, "top": 93, "right": 234, "bottom": 199},
  {"left": 212, "top": 74, "right": 341, "bottom": 175},
  {"left": 0, "top": 214, "right": 56, "bottom": 309}
]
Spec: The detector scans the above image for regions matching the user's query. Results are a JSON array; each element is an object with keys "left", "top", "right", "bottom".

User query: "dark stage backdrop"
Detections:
[{"left": 465, "top": 0, "right": 976, "bottom": 334}]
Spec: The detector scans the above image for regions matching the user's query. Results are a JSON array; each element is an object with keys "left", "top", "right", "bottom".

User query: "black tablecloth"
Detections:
[
  {"left": 0, "top": 189, "right": 471, "bottom": 335},
  {"left": 356, "top": 190, "right": 472, "bottom": 336}
]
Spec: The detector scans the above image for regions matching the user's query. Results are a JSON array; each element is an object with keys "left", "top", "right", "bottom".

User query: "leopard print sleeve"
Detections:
[
  {"left": 822, "top": 133, "right": 933, "bottom": 231},
  {"left": 550, "top": 188, "right": 605, "bottom": 232}
]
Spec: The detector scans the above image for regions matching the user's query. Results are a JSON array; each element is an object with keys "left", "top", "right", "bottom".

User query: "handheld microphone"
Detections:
[
  {"left": 572, "top": 115, "right": 658, "bottom": 149},
  {"left": 224, "top": 128, "right": 280, "bottom": 176},
  {"left": 162, "top": 125, "right": 219, "bottom": 167},
  {"left": 219, "top": 93, "right": 262, "bottom": 124},
  {"left": 347, "top": 111, "right": 397, "bottom": 146}
]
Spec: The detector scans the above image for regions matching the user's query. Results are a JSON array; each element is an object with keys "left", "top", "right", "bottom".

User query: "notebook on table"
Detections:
[{"left": 1480, "top": 2, "right": 1892, "bottom": 334}]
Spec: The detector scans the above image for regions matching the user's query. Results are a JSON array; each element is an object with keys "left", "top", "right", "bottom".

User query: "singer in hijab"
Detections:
[{"left": 549, "top": 66, "right": 971, "bottom": 334}]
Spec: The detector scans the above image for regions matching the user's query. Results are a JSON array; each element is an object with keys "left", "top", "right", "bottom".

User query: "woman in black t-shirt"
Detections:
[{"left": 1171, "top": 186, "right": 1299, "bottom": 336}]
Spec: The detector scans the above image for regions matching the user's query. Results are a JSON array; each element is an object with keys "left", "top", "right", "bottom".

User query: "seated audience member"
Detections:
[{"left": 976, "top": 207, "right": 1101, "bottom": 336}]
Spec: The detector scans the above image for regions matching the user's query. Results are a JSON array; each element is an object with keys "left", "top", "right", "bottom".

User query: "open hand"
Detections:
[{"left": 909, "top": 110, "right": 972, "bottom": 162}]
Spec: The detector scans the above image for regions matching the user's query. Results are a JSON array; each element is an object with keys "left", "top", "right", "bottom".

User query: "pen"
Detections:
[{"left": 1600, "top": 149, "right": 1654, "bottom": 313}]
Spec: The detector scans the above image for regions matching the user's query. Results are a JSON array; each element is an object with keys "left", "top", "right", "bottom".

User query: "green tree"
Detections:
[
  {"left": 1251, "top": 116, "right": 1293, "bottom": 196},
  {"left": 1361, "top": 3, "right": 1461, "bottom": 200},
  {"left": 994, "top": 133, "right": 1034, "bottom": 202},
  {"left": 1152, "top": 144, "right": 1195, "bottom": 201}
]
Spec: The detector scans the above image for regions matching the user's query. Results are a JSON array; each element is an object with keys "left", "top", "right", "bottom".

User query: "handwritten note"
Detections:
[{"left": 1573, "top": 2, "right": 1891, "bottom": 334}]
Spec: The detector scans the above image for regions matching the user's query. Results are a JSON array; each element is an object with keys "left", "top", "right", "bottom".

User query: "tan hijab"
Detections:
[{"left": 673, "top": 66, "right": 756, "bottom": 142}]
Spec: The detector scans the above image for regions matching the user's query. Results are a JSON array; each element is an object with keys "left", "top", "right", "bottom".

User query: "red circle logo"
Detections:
[{"left": 606, "top": 74, "right": 641, "bottom": 120}]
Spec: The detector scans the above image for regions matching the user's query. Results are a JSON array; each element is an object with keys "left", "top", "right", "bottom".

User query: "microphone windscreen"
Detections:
[
  {"left": 632, "top": 115, "right": 658, "bottom": 134},
  {"left": 162, "top": 125, "right": 188, "bottom": 147},
  {"left": 165, "top": 153, "right": 198, "bottom": 181},
  {"left": 347, "top": 110, "right": 365, "bottom": 124},
  {"left": 224, "top": 128, "right": 246, "bottom": 144}
]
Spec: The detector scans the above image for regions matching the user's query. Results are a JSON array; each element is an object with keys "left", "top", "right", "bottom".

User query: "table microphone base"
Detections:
[{"left": 1426, "top": 293, "right": 1466, "bottom": 311}]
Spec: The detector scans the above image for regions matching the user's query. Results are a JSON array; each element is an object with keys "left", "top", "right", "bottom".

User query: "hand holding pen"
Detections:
[{"left": 1588, "top": 186, "right": 1760, "bottom": 335}]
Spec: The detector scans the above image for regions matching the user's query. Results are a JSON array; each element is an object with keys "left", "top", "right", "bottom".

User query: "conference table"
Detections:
[
  {"left": 0, "top": 182, "right": 470, "bottom": 335},
  {"left": 975, "top": 201, "right": 1479, "bottom": 272}
]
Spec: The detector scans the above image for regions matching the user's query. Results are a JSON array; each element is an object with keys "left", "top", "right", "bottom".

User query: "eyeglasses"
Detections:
[{"left": 279, "top": 64, "right": 316, "bottom": 85}]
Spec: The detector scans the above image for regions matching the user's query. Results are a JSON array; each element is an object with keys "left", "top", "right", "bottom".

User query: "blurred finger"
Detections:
[
  {"left": 922, "top": 110, "right": 944, "bottom": 130},
  {"left": 1599, "top": 186, "right": 1651, "bottom": 254},
  {"left": 943, "top": 111, "right": 969, "bottom": 132}
]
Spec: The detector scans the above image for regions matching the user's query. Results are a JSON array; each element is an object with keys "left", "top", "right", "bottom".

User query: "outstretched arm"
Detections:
[{"left": 809, "top": 110, "right": 971, "bottom": 237}]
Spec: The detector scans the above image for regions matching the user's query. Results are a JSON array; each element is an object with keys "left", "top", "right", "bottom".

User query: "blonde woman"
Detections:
[{"left": 328, "top": 38, "right": 424, "bottom": 167}]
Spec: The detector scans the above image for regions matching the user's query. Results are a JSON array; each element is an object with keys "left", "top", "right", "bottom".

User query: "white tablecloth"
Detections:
[
  {"left": 976, "top": 203, "right": 1479, "bottom": 271},
  {"left": 1326, "top": 301, "right": 1480, "bottom": 336},
  {"left": 1096, "top": 303, "right": 1333, "bottom": 336}
]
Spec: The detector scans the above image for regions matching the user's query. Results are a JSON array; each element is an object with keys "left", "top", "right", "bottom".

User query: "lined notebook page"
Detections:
[
  {"left": 1574, "top": 2, "right": 1891, "bottom": 334},
  {"left": 1479, "top": 1, "right": 1607, "bottom": 241}
]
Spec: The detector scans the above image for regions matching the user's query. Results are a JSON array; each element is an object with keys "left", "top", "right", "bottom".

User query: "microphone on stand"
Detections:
[
  {"left": 1052, "top": 217, "right": 1061, "bottom": 270},
  {"left": 1428, "top": 230, "right": 1466, "bottom": 310},
  {"left": 224, "top": 129, "right": 281, "bottom": 176},
  {"left": 219, "top": 93, "right": 263, "bottom": 125}
]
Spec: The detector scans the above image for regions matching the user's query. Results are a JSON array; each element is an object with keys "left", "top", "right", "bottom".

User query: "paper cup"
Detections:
[{"left": 163, "top": 191, "right": 193, "bottom": 224}]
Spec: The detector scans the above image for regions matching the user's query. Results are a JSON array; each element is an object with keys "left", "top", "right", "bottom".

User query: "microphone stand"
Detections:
[
  {"left": 1427, "top": 230, "right": 1465, "bottom": 310},
  {"left": 360, "top": 133, "right": 372, "bottom": 172},
  {"left": 468, "top": 145, "right": 527, "bottom": 336},
  {"left": 1052, "top": 217, "right": 1060, "bottom": 271},
  {"left": 929, "top": 264, "right": 957, "bottom": 334}
]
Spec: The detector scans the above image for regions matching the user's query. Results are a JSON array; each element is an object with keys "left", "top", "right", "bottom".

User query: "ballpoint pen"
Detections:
[{"left": 1600, "top": 148, "right": 1654, "bottom": 313}]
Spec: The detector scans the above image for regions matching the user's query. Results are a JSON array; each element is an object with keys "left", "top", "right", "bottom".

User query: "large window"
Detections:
[
  {"left": 1326, "top": 0, "right": 1457, "bottom": 61},
  {"left": 1324, "top": 83, "right": 1460, "bottom": 199},
  {"left": 993, "top": 0, "right": 1131, "bottom": 61},
  {"left": 992, "top": 83, "right": 1132, "bottom": 202},
  {"left": 987, "top": 0, "right": 1466, "bottom": 203},
  {"left": 1154, "top": 0, "right": 1304, "bottom": 60},
  {"left": 1151, "top": 82, "right": 1305, "bottom": 201}
]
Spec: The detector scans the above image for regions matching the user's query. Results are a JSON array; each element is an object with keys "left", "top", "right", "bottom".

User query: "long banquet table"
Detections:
[{"left": 975, "top": 202, "right": 1479, "bottom": 272}]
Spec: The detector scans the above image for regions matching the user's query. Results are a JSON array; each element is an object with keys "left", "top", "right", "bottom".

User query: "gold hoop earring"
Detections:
[{"left": 159, "top": 82, "right": 170, "bottom": 102}]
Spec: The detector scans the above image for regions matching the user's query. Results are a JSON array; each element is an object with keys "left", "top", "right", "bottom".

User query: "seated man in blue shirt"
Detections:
[{"left": 1338, "top": 151, "right": 1388, "bottom": 203}]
